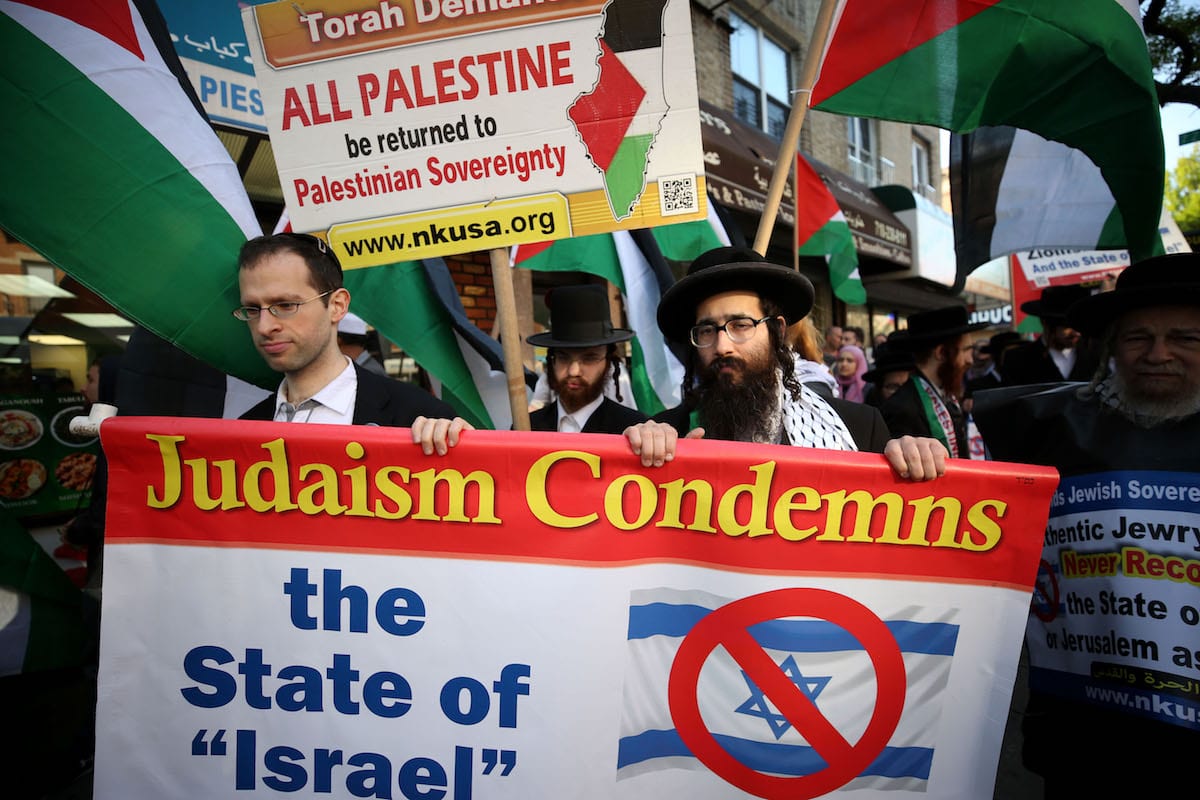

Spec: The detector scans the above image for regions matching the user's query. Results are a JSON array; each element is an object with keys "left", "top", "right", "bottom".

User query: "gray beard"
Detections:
[
  {"left": 1106, "top": 372, "right": 1200, "bottom": 428},
  {"left": 697, "top": 359, "right": 782, "bottom": 443}
]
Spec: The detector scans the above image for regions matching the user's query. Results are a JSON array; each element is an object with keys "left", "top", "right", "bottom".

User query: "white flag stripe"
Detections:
[
  {"left": 613, "top": 231, "right": 683, "bottom": 407},
  {"left": 992, "top": 129, "right": 1115, "bottom": 256},
  {"left": 455, "top": 331, "right": 514, "bottom": 430},
  {"left": 2, "top": 1, "right": 260, "bottom": 239}
]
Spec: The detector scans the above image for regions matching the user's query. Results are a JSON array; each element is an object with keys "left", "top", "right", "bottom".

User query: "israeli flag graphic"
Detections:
[{"left": 616, "top": 588, "right": 959, "bottom": 792}]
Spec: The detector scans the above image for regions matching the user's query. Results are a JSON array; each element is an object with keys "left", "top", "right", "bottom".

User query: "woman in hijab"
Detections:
[{"left": 834, "top": 344, "right": 868, "bottom": 403}]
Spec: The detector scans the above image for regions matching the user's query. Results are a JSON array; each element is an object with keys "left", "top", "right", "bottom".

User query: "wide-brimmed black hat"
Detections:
[
  {"left": 890, "top": 305, "right": 988, "bottom": 351},
  {"left": 1068, "top": 252, "right": 1200, "bottom": 335},
  {"left": 980, "top": 330, "right": 1023, "bottom": 356},
  {"left": 657, "top": 246, "right": 814, "bottom": 344},
  {"left": 863, "top": 342, "right": 917, "bottom": 384},
  {"left": 1020, "top": 284, "right": 1093, "bottom": 322},
  {"left": 526, "top": 284, "right": 634, "bottom": 348}
]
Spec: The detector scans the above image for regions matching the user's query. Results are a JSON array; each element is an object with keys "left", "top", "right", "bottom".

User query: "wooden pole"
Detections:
[
  {"left": 752, "top": 0, "right": 841, "bottom": 256},
  {"left": 489, "top": 247, "right": 531, "bottom": 430}
]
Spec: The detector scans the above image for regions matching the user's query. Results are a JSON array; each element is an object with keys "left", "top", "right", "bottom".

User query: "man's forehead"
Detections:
[
  {"left": 694, "top": 290, "right": 763, "bottom": 321},
  {"left": 1117, "top": 304, "right": 1200, "bottom": 331}
]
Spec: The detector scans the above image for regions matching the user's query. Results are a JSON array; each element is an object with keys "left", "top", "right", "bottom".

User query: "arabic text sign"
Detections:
[
  {"left": 242, "top": 0, "right": 707, "bottom": 267},
  {"left": 93, "top": 420, "right": 1056, "bottom": 799}
]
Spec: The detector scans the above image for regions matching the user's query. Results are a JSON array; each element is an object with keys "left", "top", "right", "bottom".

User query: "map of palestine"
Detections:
[{"left": 568, "top": 0, "right": 671, "bottom": 219}]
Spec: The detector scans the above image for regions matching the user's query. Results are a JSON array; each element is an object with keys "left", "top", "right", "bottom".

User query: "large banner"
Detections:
[
  {"left": 1030, "top": 471, "right": 1200, "bottom": 730},
  {"left": 94, "top": 419, "right": 1056, "bottom": 799},
  {"left": 242, "top": 0, "right": 708, "bottom": 267}
]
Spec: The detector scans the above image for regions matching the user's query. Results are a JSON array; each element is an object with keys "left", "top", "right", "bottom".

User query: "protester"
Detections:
[
  {"left": 841, "top": 325, "right": 865, "bottom": 349},
  {"left": 81, "top": 358, "right": 101, "bottom": 404},
  {"left": 621, "top": 246, "right": 947, "bottom": 479},
  {"left": 973, "top": 253, "right": 1200, "bottom": 798},
  {"left": 234, "top": 232, "right": 468, "bottom": 453},
  {"left": 787, "top": 317, "right": 838, "bottom": 399},
  {"left": 525, "top": 284, "right": 647, "bottom": 434},
  {"left": 822, "top": 324, "right": 843, "bottom": 367},
  {"left": 336, "top": 312, "right": 387, "bottom": 376},
  {"left": 862, "top": 340, "right": 915, "bottom": 407},
  {"left": 834, "top": 344, "right": 868, "bottom": 402},
  {"left": 1002, "top": 284, "right": 1099, "bottom": 385},
  {"left": 880, "top": 306, "right": 986, "bottom": 458}
]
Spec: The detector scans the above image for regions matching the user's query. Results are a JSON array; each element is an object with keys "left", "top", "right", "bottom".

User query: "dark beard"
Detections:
[
  {"left": 936, "top": 357, "right": 967, "bottom": 401},
  {"left": 550, "top": 369, "right": 605, "bottom": 413},
  {"left": 696, "top": 356, "right": 780, "bottom": 442}
]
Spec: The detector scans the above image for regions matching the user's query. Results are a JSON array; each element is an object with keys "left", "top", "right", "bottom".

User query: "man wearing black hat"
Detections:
[
  {"left": 973, "top": 253, "right": 1200, "bottom": 799},
  {"left": 862, "top": 340, "right": 916, "bottom": 408},
  {"left": 623, "top": 247, "right": 947, "bottom": 480},
  {"left": 1002, "top": 284, "right": 1098, "bottom": 386},
  {"left": 879, "top": 306, "right": 987, "bottom": 458},
  {"left": 527, "top": 284, "right": 648, "bottom": 434}
]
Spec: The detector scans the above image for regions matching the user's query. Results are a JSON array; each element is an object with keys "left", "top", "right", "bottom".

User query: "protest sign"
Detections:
[
  {"left": 93, "top": 418, "right": 1055, "bottom": 799},
  {"left": 241, "top": 0, "right": 708, "bottom": 267},
  {"left": 1030, "top": 471, "right": 1200, "bottom": 729}
]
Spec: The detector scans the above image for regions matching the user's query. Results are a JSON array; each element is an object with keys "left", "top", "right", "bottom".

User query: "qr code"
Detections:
[{"left": 658, "top": 173, "right": 698, "bottom": 216}]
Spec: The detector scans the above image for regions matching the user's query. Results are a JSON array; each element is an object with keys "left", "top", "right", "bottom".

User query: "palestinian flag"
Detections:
[
  {"left": 0, "top": 0, "right": 272, "bottom": 386},
  {"left": 567, "top": 0, "right": 669, "bottom": 219},
  {"left": 795, "top": 154, "right": 865, "bottom": 304},
  {"left": 951, "top": 126, "right": 1128, "bottom": 273},
  {"left": 813, "top": 0, "right": 1164, "bottom": 266}
]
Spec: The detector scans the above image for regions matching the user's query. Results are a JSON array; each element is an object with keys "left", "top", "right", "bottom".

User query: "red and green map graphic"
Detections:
[{"left": 568, "top": 0, "right": 670, "bottom": 219}]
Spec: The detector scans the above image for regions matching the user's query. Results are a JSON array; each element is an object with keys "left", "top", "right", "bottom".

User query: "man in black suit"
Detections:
[
  {"left": 622, "top": 247, "right": 947, "bottom": 480},
  {"left": 234, "top": 232, "right": 468, "bottom": 454},
  {"left": 880, "top": 306, "right": 987, "bottom": 458},
  {"left": 1002, "top": 284, "right": 1099, "bottom": 386},
  {"left": 527, "top": 284, "right": 647, "bottom": 434}
]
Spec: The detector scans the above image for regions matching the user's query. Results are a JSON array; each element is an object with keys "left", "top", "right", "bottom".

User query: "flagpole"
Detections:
[
  {"left": 489, "top": 247, "right": 531, "bottom": 430},
  {"left": 753, "top": 0, "right": 841, "bottom": 256}
]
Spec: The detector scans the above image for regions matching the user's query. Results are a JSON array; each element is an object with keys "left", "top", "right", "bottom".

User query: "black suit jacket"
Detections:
[
  {"left": 529, "top": 397, "right": 647, "bottom": 434},
  {"left": 879, "top": 378, "right": 969, "bottom": 458},
  {"left": 652, "top": 396, "right": 890, "bottom": 454},
  {"left": 1001, "top": 340, "right": 1097, "bottom": 386},
  {"left": 240, "top": 363, "right": 455, "bottom": 426}
]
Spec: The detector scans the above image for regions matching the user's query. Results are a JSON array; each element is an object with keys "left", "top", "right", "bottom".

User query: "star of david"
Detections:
[{"left": 734, "top": 655, "right": 832, "bottom": 740}]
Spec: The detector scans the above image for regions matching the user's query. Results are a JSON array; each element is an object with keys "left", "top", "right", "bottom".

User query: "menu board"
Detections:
[{"left": 0, "top": 394, "right": 101, "bottom": 520}]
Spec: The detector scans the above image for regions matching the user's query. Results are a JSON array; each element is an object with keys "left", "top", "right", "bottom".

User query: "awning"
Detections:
[{"left": 699, "top": 101, "right": 912, "bottom": 270}]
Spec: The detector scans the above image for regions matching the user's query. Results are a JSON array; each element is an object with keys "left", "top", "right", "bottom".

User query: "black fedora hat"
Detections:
[
  {"left": 891, "top": 305, "right": 988, "bottom": 351},
  {"left": 980, "top": 330, "right": 1023, "bottom": 356},
  {"left": 526, "top": 284, "right": 634, "bottom": 348},
  {"left": 1020, "top": 284, "right": 1093, "bottom": 322},
  {"left": 1068, "top": 252, "right": 1200, "bottom": 336},
  {"left": 863, "top": 342, "right": 917, "bottom": 385},
  {"left": 657, "top": 246, "right": 814, "bottom": 345}
]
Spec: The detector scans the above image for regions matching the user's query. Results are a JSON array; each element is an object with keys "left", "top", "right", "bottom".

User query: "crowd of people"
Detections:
[{"left": 24, "top": 232, "right": 1199, "bottom": 799}]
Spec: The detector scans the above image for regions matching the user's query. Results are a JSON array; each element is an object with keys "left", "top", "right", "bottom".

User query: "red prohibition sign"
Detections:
[
  {"left": 1032, "top": 558, "right": 1060, "bottom": 623},
  {"left": 667, "top": 588, "right": 906, "bottom": 800}
]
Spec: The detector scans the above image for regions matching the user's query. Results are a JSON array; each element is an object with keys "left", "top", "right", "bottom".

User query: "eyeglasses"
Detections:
[
  {"left": 232, "top": 290, "right": 333, "bottom": 321},
  {"left": 690, "top": 316, "right": 772, "bottom": 348},
  {"left": 549, "top": 351, "right": 608, "bottom": 367}
]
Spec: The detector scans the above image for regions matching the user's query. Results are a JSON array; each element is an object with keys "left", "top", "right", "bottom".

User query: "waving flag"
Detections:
[
  {"left": 795, "top": 155, "right": 865, "bottom": 304},
  {"left": 813, "top": 0, "right": 1164, "bottom": 268},
  {"left": 0, "top": 0, "right": 272, "bottom": 386}
]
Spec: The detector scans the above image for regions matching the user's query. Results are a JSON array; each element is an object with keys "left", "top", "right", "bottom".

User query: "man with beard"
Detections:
[
  {"left": 622, "top": 247, "right": 947, "bottom": 479},
  {"left": 527, "top": 284, "right": 647, "bottom": 434},
  {"left": 879, "top": 306, "right": 987, "bottom": 458},
  {"left": 972, "top": 254, "right": 1200, "bottom": 799}
]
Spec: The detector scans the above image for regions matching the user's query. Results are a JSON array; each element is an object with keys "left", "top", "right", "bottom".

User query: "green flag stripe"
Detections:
[{"left": 0, "top": 15, "right": 274, "bottom": 387}]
